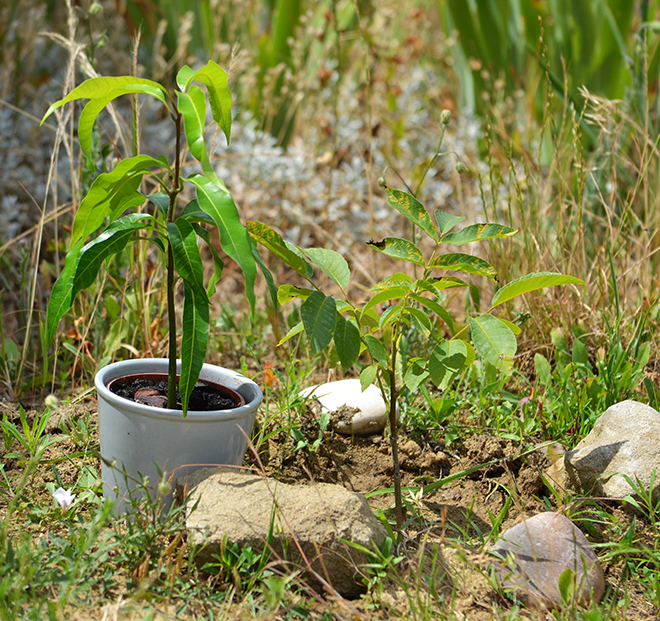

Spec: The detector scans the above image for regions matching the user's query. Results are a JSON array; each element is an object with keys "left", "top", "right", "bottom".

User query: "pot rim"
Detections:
[{"left": 95, "top": 358, "right": 262, "bottom": 422}]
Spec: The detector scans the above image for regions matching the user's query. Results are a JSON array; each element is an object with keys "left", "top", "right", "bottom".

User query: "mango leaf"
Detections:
[
  {"left": 278, "top": 320, "right": 304, "bottom": 346},
  {"left": 252, "top": 245, "right": 278, "bottom": 311},
  {"left": 367, "top": 237, "right": 425, "bottom": 266},
  {"left": 179, "top": 282, "right": 210, "bottom": 416},
  {"left": 435, "top": 209, "right": 465, "bottom": 236},
  {"left": 301, "top": 291, "right": 336, "bottom": 355},
  {"left": 191, "top": 223, "right": 225, "bottom": 298},
  {"left": 72, "top": 214, "right": 153, "bottom": 299},
  {"left": 192, "top": 61, "right": 232, "bottom": 145},
  {"left": 360, "top": 364, "right": 378, "bottom": 391},
  {"left": 72, "top": 155, "right": 165, "bottom": 245},
  {"left": 428, "top": 253, "right": 498, "bottom": 281},
  {"left": 491, "top": 272, "right": 586, "bottom": 307},
  {"left": 441, "top": 223, "right": 517, "bottom": 246},
  {"left": 176, "top": 65, "right": 197, "bottom": 92},
  {"left": 469, "top": 315, "right": 517, "bottom": 374},
  {"left": 429, "top": 340, "right": 467, "bottom": 390},
  {"left": 386, "top": 188, "right": 438, "bottom": 241},
  {"left": 167, "top": 219, "right": 209, "bottom": 304},
  {"left": 362, "top": 286, "right": 409, "bottom": 317},
  {"left": 334, "top": 314, "right": 361, "bottom": 372},
  {"left": 187, "top": 174, "right": 256, "bottom": 314},
  {"left": 41, "top": 76, "right": 169, "bottom": 125},
  {"left": 278, "top": 284, "right": 313, "bottom": 305},
  {"left": 364, "top": 334, "right": 389, "bottom": 367},
  {"left": 247, "top": 221, "right": 313, "bottom": 279},
  {"left": 46, "top": 240, "right": 83, "bottom": 342},
  {"left": 177, "top": 86, "right": 208, "bottom": 164},
  {"left": 147, "top": 192, "right": 171, "bottom": 218},
  {"left": 303, "top": 248, "right": 350, "bottom": 289}
]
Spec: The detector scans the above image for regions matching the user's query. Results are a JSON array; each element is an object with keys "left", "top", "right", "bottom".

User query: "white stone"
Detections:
[
  {"left": 300, "top": 379, "right": 394, "bottom": 435},
  {"left": 554, "top": 400, "right": 660, "bottom": 502}
]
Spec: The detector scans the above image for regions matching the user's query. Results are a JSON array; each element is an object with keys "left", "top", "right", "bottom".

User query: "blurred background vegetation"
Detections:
[{"left": 1, "top": 0, "right": 660, "bottom": 436}]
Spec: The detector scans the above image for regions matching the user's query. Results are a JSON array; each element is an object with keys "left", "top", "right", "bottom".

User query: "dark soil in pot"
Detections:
[{"left": 108, "top": 374, "right": 245, "bottom": 411}]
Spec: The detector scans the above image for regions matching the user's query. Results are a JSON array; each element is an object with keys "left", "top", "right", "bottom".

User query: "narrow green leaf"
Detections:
[
  {"left": 534, "top": 353, "right": 552, "bottom": 386},
  {"left": 278, "top": 320, "right": 304, "bottom": 346},
  {"left": 73, "top": 214, "right": 153, "bottom": 298},
  {"left": 364, "top": 334, "right": 389, "bottom": 367},
  {"left": 409, "top": 292, "right": 455, "bottom": 333},
  {"left": 371, "top": 272, "right": 413, "bottom": 290},
  {"left": 498, "top": 317, "right": 521, "bottom": 336},
  {"left": 46, "top": 241, "right": 83, "bottom": 342},
  {"left": 408, "top": 307, "right": 432, "bottom": 337},
  {"left": 192, "top": 61, "right": 232, "bottom": 145},
  {"left": 41, "top": 76, "right": 168, "bottom": 124},
  {"left": 428, "top": 253, "right": 498, "bottom": 281},
  {"left": 441, "top": 223, "right": 517, "bottom": 246},
  {"left": 303, "top": 247, "right": 350, "bottom": 289},
  {"left": 334, "top": 314, "right": 361, "bottom": 372},
  {"left": 429, "top": 340, "right": 467, "bottom": 390},
  {"left": 418, "top": 276, "right": 467, "bottom": 291},
  {"left": 252, "top": 244, "right": 278, "bottom": 311},
  {"left": 179, "top": 283, "right": 210, "bottom": 416},
  {"left": 177, "top": 86, "right": 208, "bottom": 164},
  {"left": 188, "top": 174, "right": 256, "bottom": 314},
  {"left": 469, "top": 315, "right": 517, "bottom": 374},
  {"left": 379, "top": 304, "right": 405, "bottom": 331},
  {"left": 367, "top": 237, "right": 425, "bottom": 266},
  {"left": 168, "top": 219, "right": 209, "bottom": 304},
  {"left": 491, "top": 272, "right": 585, "bottom": 307},
  {"left": 301, "top": 291, "right": 336, "bottom": 355},
  {"left": 386, "top": 188, "right": 438, "bottom": 241},
  {"left": 278, "top": 284, "right": 313, "bottom": 305},
  {"left": 72, "top": 155, "right": 164, "bottom": 245},
  {"left": 435, "top": 209, "right": 465, "bottom": 236},
  {"left": 247, "top": 221, "right": 313, "bottom": 279}
]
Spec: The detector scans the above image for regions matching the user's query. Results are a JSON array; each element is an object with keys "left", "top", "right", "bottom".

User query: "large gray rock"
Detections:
[
  {"left": 491, "top": 512, "right": 605, "bottom": 609},
  {"left": 551, "top": 400, "right": 660, "bottom": 502},
  {"left": 177, "top": 469, "right": 387, "bottom": 597}
]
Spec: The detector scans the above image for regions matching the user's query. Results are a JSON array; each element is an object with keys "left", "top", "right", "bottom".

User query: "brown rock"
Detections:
[
  {"left": 178, "top": 469, "right": 387, "bottom": 597},
  {"left": 491, "top": 512, "right": 605, "bottom": 609}
]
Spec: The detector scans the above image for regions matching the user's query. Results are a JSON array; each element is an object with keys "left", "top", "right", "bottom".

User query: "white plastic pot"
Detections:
[{"left": 95, "top": 358, "right": 262, "bottom": 512}]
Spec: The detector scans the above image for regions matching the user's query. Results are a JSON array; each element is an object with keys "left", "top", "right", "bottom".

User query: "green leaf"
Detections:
[
  {"left": 558, "top": 568, "right": 575, "bottom": 605},
  {"left": 441, "top": 223, "right": 517, "bottom": 246},
  {"left": 498, "top": 317, "right": 521, "bottom": 336},
  {"left": 176, "top": 65, "right": 196, "bottom": 92},
  {"left": 191, "top": 61, "right": 232, "bottom": 145},
  {"left": 404, "top": 358, "right": 429, "bottom": 392},
  {"left": 187, "top": 174, "right": 256, "bottom": 314},
  {"left": 247, "top": 221, "right": 313, "bottom": 279},
  {"left": 147, "top": 192, "right": 171, "bottom": 218},
  {"left": 422, "top": 276, "right": 467, "bottom": 291},
  {"left": 303, "top": 248, "right": 350, "bottom": 289},
  {"left": 278, "top": 284, "right": 313, "bottom": 305},
  {"left": 469, "top": 315, "right": 517, "bottom": 374},
  {"left": 534, "top": 353, "right": 552, "bottom": 386},
  {"left": 177, "top": 86, "right": 208, "bottom": 164},
  {"left": 360, "top": 364, "right": 378, "bottom": 391},
  {"left": 189, "top": 222, "right": 225, "bottom": 297},
  {"left": 73, "top": 214, "right": 153, "bottom": 299},
  {"left": 41, "top": 76, "right": 168, "bottom": 125},
  {"left": 367, "top": 237, "right": 425, "bottom": 266},
  {"left": 46, "top": 241, "right": 83, "bottom": 342},
  {"left": 278, "top": 320, "right": 304, "bottom": 346},
  {"left": 168, "top": 219, "right": 209, "bottom": 304},
  {"left": 429, "top": 340, "right": 467, "bottom": 390},
  {"left": 409, "top": 292, "right": 456, "bottom": 333},
  {"left": 364, "top": 334, "right": 389, "bottom": 367},
  {"left": 334, "top": 314, "right": 361, "bottom": 372},
  {"left": 179, "top": 282, "right": 210, "bottom": 416},
  {"left": 435, "top": 209, "right": 465, "bottom": 236},
  {"left": 371, "top": 272, "right": 413, "bottom": 290},
  {"left": 362, "top": 287, "right": 409, "bottom": 317},
  {"left": 428, "top": 253, "right": 498, "bottom": 281},
  {"left": 301, "top": 291, "right": 336, "bottom": 355},
  {"left": 72, "top": 155, "right": 165, "bottom": 245},
  {"left": 407, "top": 307, "right": 432, "bottom": 337},
  {"left": 386, "top": 188, "right": 438, "bottom": 241},
  {"left": 491, "top": 272, "right": 585, "bottom": 307}
]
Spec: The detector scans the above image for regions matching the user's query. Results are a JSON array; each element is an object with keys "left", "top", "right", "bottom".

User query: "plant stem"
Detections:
[
  {"left": 166, "top": 109, "right": 183, "bottom": 409},
  {"left": 389, "top": 331, "right": 405, "bottom": 529}
]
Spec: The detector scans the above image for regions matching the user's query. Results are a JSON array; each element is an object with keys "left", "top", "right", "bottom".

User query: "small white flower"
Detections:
[{"left": 53, "top": 487, "right": 76, "bottom": 510}]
